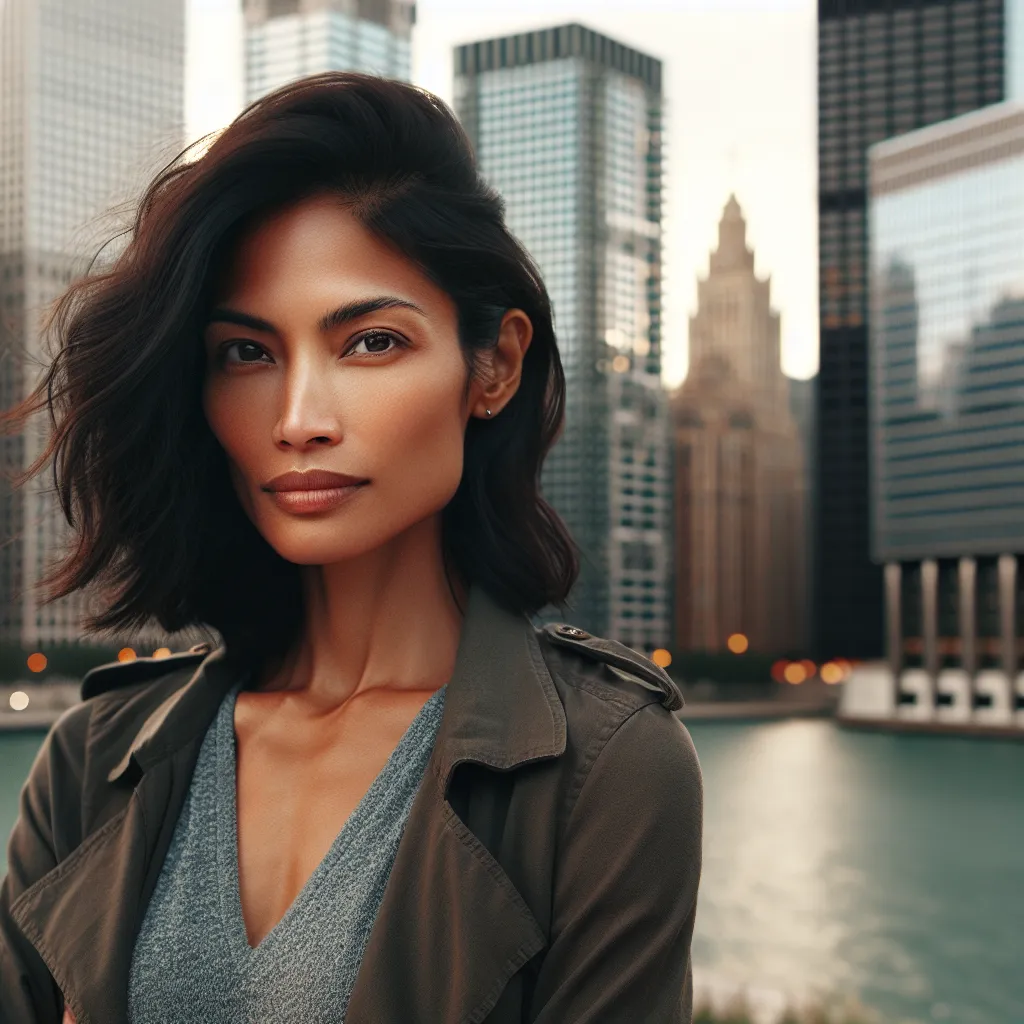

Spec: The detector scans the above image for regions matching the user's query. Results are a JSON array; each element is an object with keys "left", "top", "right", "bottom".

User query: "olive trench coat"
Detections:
[{"left": 1, "top": 584, "right": 703, "bottom": 1024}]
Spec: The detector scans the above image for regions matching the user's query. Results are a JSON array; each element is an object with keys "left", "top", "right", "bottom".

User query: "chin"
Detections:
[{"left": 259, "top": 525, "right": 379, "bottom": 566}]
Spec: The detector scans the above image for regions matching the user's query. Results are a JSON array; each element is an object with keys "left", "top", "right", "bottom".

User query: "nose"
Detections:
[{"left": 272, "top": 360, "right": 343, "bottom": 449}]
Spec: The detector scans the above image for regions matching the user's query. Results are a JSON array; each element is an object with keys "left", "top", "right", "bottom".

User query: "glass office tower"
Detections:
[
  {"left": 816, "top": 0, "right": 1021, "bottom": 660},
  {"left": 243, "top": 0, "right": 414, "bottom": 103},
  {"left": 454, "top": 24, "right": 671, "bottom": 650},
  {"left": 0, "top": 0, "right": 185, "bottom": 645},
  {"left": 869, "top": 101, "right": 1024, "bottom": 706}
]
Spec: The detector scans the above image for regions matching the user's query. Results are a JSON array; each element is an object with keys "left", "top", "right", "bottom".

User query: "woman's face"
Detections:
[{"left": 201, "top": 193, "right": 504, "bottom": 567}]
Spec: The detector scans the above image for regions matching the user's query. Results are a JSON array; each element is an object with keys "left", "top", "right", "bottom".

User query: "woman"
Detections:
[{"left": 0, "top": 73, "right": 702, "bottom": 1023}]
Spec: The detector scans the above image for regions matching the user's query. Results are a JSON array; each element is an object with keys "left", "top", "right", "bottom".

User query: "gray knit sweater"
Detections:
[{"left": 127, "top": 674, "right": 447, "bottom": 1023}]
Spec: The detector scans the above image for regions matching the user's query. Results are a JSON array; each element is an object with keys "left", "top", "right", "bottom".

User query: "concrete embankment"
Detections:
[
  {"left": 0, "top": 682, "right": 80, "bottom": 732},
  {"left": 0, "top": 681, "right": 840, "bottom": 732},
  {"left": 679, "top": 699, "right": 836, "bottom": 722}
]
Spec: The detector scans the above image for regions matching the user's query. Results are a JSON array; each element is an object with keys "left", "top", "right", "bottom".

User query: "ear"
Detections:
[{"left": 471, "top": 309, "right": 533, "bottom": 420}]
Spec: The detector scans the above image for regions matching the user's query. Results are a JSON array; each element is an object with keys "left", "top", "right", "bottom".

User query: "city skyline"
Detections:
[{"left": 186, "top": 0, "right": 820, "bottom": 389}]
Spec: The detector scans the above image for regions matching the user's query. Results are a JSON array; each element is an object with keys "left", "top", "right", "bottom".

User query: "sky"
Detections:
[{"left": 186, "top": 0, "right": 818, "bottom": 387}]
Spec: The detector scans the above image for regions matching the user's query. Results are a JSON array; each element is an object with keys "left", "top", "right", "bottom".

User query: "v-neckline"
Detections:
[{"left": 215, "top": 675, "right": 445, "bottom": 957}]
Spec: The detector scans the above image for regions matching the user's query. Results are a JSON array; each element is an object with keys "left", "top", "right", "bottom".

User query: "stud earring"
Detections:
[{"left": 485, "top": 408, "right": 493, "bottom": 417}]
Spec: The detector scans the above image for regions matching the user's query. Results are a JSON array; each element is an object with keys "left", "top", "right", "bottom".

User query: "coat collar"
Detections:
[{"left": 108, "top": 581, "right": 568, "bottom": 795}]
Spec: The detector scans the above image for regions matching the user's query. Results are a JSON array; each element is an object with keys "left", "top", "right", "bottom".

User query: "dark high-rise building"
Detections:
[{"left": 815, "top": 0, "right": 1017, "bottom": 659}]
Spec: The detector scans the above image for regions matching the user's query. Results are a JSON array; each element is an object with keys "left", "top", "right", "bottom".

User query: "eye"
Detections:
[
  {"left": 217, "top": 340, "right": 271, "bottom": 366},
  {"left": 347, "top": 330, "right": 404, "bottom": 358}
]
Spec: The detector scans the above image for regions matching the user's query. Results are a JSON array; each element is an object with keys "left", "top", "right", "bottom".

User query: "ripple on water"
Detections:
[{"left": 686, "top": 719, "right": 1024, "bottom": 1024}]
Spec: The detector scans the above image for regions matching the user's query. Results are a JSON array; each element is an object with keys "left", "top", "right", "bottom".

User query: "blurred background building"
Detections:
[
  {"left": 453, "top": 24, "right": 672, "bottom": 650},
  {"left": 0, "top": 0, "right": 186, "bottom": 648},
  {"left": 815, "top": 0, "right": 1023, "bottom": 662},
  {"left": 243, "top": 0, "right": 415, "bottom": 103},
  {"left": 671, "top": 196, "right": 807, "bottom": 655},
  {"left": 868, "top": 99, "right": 1024, "bottom": 712}
]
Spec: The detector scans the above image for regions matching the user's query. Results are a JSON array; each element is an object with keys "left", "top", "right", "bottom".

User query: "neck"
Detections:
[{"left": 254, "top": 513, "right": 467, "bottom": 707}]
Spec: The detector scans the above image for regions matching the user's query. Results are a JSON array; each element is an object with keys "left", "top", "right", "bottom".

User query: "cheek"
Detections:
[
  {"left": 375, "top": 373, "right": 467, "bottom": 504},
  {"left": 202, "top": 382, "right": 262, "bottom": 514},
  {"left": 203, "top": 381, "right": 260, "bottom": 463}
]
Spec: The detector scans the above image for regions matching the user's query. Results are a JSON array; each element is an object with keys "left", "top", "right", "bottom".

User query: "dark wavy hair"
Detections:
[{"left": 0, "top": 72, "right": 579, "bottom": 674}]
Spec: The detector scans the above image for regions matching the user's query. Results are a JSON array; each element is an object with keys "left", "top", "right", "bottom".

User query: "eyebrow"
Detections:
[{"left": 205, "top": 296, "right": 427, "bottom": 335}]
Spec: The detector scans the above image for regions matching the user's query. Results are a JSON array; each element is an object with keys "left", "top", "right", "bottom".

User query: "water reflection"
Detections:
[{"left": 689, "top": 720, "right": 1024, "bottom": 1023}]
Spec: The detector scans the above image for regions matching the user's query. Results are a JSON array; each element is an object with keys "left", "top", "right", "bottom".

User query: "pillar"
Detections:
[
  {"left": 998, "top": 554, "right": 1017, "bottom": 680},
  {"left": 921, "top": 558, "right": 938, "bottom": 710},
  {"left": 959, "top": 556, "right": 977, "bottom": 711},
  {"left": 885, "top": 561, "right": 902, "bottom": 678}
]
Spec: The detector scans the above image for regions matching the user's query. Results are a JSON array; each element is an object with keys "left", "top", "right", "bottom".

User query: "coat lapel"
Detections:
[
  {"left": 347, "top": 585, "right": 567, "bottom": 1023},
  {"left": 9, "top": 650, "right": 238, "bottom": 1023},
  {"left": 11, "top": 763, "right": 167, "bottom": 1023},
  {"left": 11, "top": 586, "right": 567, "bottom": 1024}
]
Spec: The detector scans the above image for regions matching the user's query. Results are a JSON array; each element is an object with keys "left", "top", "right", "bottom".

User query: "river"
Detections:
[{"left": 2, "top": 718, "right": 1022, "bottom": 1022}]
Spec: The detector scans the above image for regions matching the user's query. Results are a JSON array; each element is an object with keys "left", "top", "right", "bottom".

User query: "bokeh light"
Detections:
[
  {"left": 727, "top": 633, "right": 749, "bottom": 654},
  {"left": 9, "top": 691, "right": 29, "bottom": 711},
  {"left": 152, "top": 647, "right": 171, "bottom": 659},
  {"left": 26, "top": 652, "right": 47, "bottom": 672},
  {"left": 784, "top": 662, "right": 807, "bottom": 684},
  {"left": 821, "top": 662, "right": 844, "bottom": 684},
  {"left": 651, "top": 648, "right": 672, "bottom": 668},
  {"left": 117, "top": 648, "right": 137, "bottom": 662}
]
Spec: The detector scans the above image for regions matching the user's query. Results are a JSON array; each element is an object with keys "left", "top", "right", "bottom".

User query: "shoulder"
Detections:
[
  {"left": 26, "top": 645, "right": 217, "bottom": 844},
  {"left": 534, "top": 621, "right": 702, "bottom": 856},
  {"left": 40, "top": 642, "right": 211, "bottom": 768},
  {"left": 79, "top": 642, "right": 215, "bottom": 700},
  {"left": 535, "top": 621, "right": 684, "bottom": 713},
  {"left": 534, "top": 619, "right": 700, "bottom": 800}
]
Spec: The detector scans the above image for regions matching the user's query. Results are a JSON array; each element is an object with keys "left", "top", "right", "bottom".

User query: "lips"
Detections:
[{"left": 263, "top": 469, "right": 368, "bottom": 492}]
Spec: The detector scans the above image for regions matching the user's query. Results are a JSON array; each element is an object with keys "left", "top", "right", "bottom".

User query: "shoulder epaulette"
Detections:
[
  {"left": 80, "top": 643, "right": 215, "bottom": 701},
  {"left": 539, "top": 623, "right": 684, "bottom": 711}
]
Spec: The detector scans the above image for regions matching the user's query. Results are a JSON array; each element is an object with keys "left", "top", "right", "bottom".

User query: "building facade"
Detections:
[
  {"left": 454, "top": 24, "right": 671, "bottom": 650},
  {"left": 869, "top": 100, "right": 1024, "bottom": 710},
  {"left": 671, "top": 197, "right": 808, "bottom": 655},
  {"left": 788, "top": 373, "right": 818, "bottom": 657},
  {"left": 816, "top": 0, "right": 1023, "bottom": 661},
  {"left": 243, "top": 0, "right": 414, "bottom": 103},
  {"left": 1, "top": 0, "right": 186, "bottom": 647}
]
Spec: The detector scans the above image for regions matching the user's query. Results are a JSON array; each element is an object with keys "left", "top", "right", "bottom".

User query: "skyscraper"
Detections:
[
  {"left": 869, "top": 100, "right": 1024, "bottom": 714},
  {"left": 0, "top": 0, "right": 186, "bottom": 646},
  {"left": 454, "top": 24, "right": 671, "bottom": 650},
  {"left": 815, "top": 0, "right": 1021, "bottom": 660},
  {"left": 671, "top": 197, "right": 807, "bottom": 655},
  {"left": 243, "top": 0, "right": 415, "bottom": 103}
]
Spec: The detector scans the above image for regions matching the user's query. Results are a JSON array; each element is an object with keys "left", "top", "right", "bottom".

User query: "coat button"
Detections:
[
  {"left": 557, "top": 625, "right": 590, "bottom": 639},
  {"left": 189, "top": 642, "right": 212, "bottom": 654}
]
